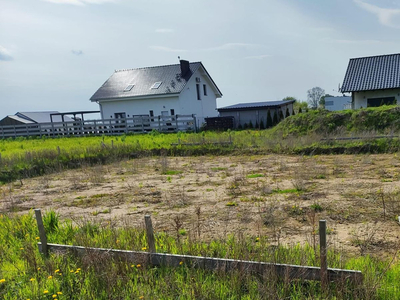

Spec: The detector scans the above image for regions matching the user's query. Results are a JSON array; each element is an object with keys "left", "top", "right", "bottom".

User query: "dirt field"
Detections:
[{"left": 2, "top": 154, "right": 400, "bottom": 257}]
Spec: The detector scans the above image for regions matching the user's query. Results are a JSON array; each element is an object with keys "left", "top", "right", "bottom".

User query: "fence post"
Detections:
[
  {"left": 319, "top": 220, "right": 327, "bottom": 289},
  {"left": 144, "top": 215, "right": 156, "bottom": 253},
  {"left": 158, "top": 116, "right": 161, "bottom": 132},
  {"left": 35, "top": 209, "right": 48, "bottom": 257}
]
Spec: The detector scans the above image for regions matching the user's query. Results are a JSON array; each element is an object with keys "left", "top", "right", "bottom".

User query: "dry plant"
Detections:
[{"left": 350, "top": 222, "right": 379, "bottom": 256}]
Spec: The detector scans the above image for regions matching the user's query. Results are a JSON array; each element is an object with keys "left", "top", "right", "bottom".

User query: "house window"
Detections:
[
  {"left": 151, "top": 81, "right": 162, "bottom": 89},
  {"left": 367, "top": 97, "right": 396, "bottom": 107},
  {"left": 124, "top": 84, "right": 134, "bottom": 92},
  {"left": 203, "top": 84, "right": 207, "bottom": 96},
  {"left": 149, "top": 110, "right": 154, "bottom": 121},
  {"left": 170, "top": 109, "right": 175, "bottom": 116},
  {"left": 196, "top": 84, "right": 201, "bottom": 100}
]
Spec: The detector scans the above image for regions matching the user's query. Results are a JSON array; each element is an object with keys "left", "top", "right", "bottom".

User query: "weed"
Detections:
[
  {"left": 226, "top": 201, "right": 238, "bottom": 207},
  {"left": 246, "top": 173, "right": 264, "bottom": 179}
]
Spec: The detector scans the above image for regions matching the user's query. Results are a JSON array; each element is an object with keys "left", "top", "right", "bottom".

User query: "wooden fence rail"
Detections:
[
  {"left": 0, "top": 115, "right": 197, "bottom": 138},
  {"left": 34, "top": 209, "right": 363, "bottom": 284}
]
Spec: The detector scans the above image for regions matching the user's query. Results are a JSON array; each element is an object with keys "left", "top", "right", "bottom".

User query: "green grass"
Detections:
[
  {"left": 246, "top": 173, "right": 264, "bottom": 178},
  {"left": 2, "top": 106, "right": 400, "bottom": 184},
  {"left": 0, "top": 212, "right": 399, "bottom": 299}
]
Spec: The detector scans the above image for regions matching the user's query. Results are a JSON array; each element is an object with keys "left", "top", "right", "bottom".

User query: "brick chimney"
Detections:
[{"left": 180, "top": 60, "right": 190, "bottom": 77}]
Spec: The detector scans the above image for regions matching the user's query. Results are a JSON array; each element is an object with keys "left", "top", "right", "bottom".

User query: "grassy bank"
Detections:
[{"left": 0, "top": 212, "right": 399, "bottom": 299}]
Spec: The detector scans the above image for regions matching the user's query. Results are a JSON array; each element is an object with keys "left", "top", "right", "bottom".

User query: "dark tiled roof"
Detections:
[
  {"left": 341, "top": 53, "right": 400, "bottom": 92},
  {"left": 90, "top": 62, "right": 204, "bottom": 101},
  {"left": 218, "top": 100, "right": 295, "bottom": 111}
]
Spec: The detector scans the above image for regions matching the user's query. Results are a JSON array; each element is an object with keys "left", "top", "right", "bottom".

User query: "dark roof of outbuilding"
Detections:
[
  {"left": 90, "top": 62, "right": 222, "bottom": 101},
  {"left": 16, "top": 112, "right": 73, "bottom": 123},
  {"left": 341, "top": 53, "right": 400, "bottom": 93},
  {"left": 218, "top": 100, "right": 295, "bottom": 111}
]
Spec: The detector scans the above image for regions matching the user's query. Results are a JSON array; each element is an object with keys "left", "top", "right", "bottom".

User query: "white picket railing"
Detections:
[{"left": 0, "top": 115, "right": 197, "bottom": 138}]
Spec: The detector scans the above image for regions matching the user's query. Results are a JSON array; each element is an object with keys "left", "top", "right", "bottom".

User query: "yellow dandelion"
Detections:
[
  {"left": 139, "top": 297, "right": 144, "bottom": 299},
  {"left": 136, "top": 264, "right": 141, "bottom": 268},
  {"left": 256, "top": 237, "right": 260, "bottom": 241},
  {"left": 131, "top": 264, "right": 135, "bottom": 268},
  {"left": 0, "top": 279, "right": 5, "bottom": 283},
  {"left": 58, "top": 273, "right": 62, "bottom": 276},
  {"left": 116, "top": 240, "right": 120, "bottom": 244},
  {"left": 55, "top": 269, "right": 60, "bottom": 273},
  {"left": 179, "top": 261, "right": 183, "bottom": 265},
  {"left": 75, "top": 270, "right": 79, "bottom": 274},
  {"left": 70, "top": 270, "right": 74, "bottom": 273},
  {"left": 37, "top": 267, "right": 41, "bottom": 271},
  {"left": 57, "top": 292, "right": 62, "bottom": 295},
  {"left": 141, "top": 247, "right": 147, "bottom": 251},
  {"left": 48, "top": 276, "right": 53, "bottom": 279},
  {"left": 35, "top": 237, "right": 40, "bottom": 240},
  {"left": 30, "top": 278, "right": 35, "bottom": 282},
  {"left": 77, "top": 268, "right": 81, "bottom": 271},
  {"left": 52, "top": 295, "right": 57, "bottom": 298},
  {"left": 20, "top": 247, "right": 24, "bottom": 250},
  {"left": 44, "top": 290, "right": 49, "bottom": 294}
]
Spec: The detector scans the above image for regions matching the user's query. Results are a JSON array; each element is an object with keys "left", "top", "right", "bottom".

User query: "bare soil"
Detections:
[{"left": 2, "top": 154, "right": 400, "bottom": 257}]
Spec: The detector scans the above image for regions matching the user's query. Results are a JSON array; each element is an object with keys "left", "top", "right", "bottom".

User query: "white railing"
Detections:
[{"left": 0, "top": 115, "right": 197, "bottom": 138}]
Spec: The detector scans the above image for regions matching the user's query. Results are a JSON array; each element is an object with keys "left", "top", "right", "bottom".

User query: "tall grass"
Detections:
[
  {"left": 1, "top": 130, "right": 400, "bottom": 184},
  {"left": 0, "top": 212, "right": 399, "bottom": 299}
]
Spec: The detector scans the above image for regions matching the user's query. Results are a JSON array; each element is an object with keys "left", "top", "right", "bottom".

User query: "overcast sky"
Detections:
[{"left": 1, "top": 0, "right": 400, "bottom": 117}]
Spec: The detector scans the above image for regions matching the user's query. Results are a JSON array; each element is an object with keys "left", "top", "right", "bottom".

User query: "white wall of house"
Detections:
[
  {"left": 353, "top": 89, "right": 400, "bottom": 109},
  {"left": 324, "top": 96, "right": 352, "bottom": 111},
  {"left": 178, "top": 68, "right": 218, "bottom": 126},
  {"left": 99, "top": 96, "right": 180, "bottom": 119}
]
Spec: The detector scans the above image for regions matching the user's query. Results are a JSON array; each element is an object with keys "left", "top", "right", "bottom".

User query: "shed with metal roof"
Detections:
[
  {"left": 341, "top": 53, "right": 400, "bottom": 109},
  {"left": 217, "top": 100, "right": 295, "bottom": 128}
]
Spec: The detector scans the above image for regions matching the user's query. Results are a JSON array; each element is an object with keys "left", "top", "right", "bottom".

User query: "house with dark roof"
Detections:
[
  {"left": 217, "top": 100, "right": 295, "bottom": 128},
  {"left": 0, "top": 111, "right": 73, "bottom": 126},
  {"left": 90, "top": 60, "right": 222, "bottom": 127},
  {"left": 341, "top": 53, "right": 400, "bottom": 109}
]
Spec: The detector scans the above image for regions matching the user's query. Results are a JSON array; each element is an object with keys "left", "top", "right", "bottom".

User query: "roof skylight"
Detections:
[
  {"left": 151, "top": 81, "right": 162, "bottom": 89},
  {"left": 124, "top": 84, "right": 134, "bottom": 92}
]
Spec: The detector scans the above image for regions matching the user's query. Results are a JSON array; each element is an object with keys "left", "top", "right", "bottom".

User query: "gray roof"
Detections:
[
  {"left": 341, "top": 53, "right": 400, "bottom": 93},
  {"left": 90, "top": 62, "right": 221, "bottom": 101},
  {"left": 218, "top": 100, "right": 295, "bottom": 111},
  {"left": 6, "top": 115, "right": 35, "bottom": 124},
  {"left": 16, "top": 112, "right": 73, "bottom": 123}
]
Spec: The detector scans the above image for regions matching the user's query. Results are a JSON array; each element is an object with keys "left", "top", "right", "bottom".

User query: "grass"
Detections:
[
  {"left": 0, "top": 211, "right": 399, "bottom": 299},
  {"left": 3, "top": 107, "right": 400, "bottom": 184}
]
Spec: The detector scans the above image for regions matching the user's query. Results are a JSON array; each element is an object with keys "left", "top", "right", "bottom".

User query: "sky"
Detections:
[{"left": 1, "top": 0, "right": 400, "bottom": 117}]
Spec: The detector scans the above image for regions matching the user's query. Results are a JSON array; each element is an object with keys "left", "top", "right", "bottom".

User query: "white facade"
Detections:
[
  {"left": 353, "top": 89, "right": 400, "bottom": 109},
  {"left": 324, "top": 96, "right": 352, "bottom": 111},
  {"left": 95, "top": 65, "right": 220, "bottom": 127}
]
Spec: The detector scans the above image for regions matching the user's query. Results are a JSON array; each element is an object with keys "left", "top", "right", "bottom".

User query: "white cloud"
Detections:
[
  {"left": 0, "top": 46, "right": 13, "bottom": 61},
  {"left": 244, "top": 54, "right": 271, "bottom": 60},
  {"left": 354, "top": 0, "right": 400, "bottom": 28},
  {"left": 204, "top": 43, "right": 264, "bottom": 51},
  {"left": 42, "top": 0, "right": 116, "bottom": 6},
  {"left": 321, "top": 37, "right": 381, "bottom": 44},
  {"left": 71, "top": 50, "right": 83, "bottom": 55},
  {"left": 149, "top": 46, "right": 187, "bottom": 53},
  {"left": 155, "top": 28, "right": 174, "bottom": 33}
]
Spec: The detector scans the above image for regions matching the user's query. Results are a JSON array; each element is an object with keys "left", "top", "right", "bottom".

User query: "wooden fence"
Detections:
[
  {"left": 0, "top": 115, "right": 197, "bottom": 138},
  {"left": 34, "top": 210, "right": 362, "bottom": 284}
]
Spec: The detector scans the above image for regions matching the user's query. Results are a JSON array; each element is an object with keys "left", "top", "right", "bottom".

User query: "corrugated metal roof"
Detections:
[
  {"left": 16, "top": 112, "right": 73, "bottom": 123},
  {"left": 90, "top": 62, "right": 213, "bottom": 101},
  {"left": 218, "top": 100, "right": 295, "bottom": 111},
  {"left": 341, "top": 53, "right": 400, "bottom": 92}
]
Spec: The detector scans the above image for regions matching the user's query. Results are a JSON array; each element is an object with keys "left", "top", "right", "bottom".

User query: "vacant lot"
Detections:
[{"left": 1, "top": 153, "right": 400, "bottom": 257}]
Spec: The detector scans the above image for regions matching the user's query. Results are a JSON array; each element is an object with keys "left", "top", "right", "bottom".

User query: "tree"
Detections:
[
  {"left": 307, "top": 87, "right": 325, "bottom": 109},
  {"left": 282, "top": 96, "right": 298, "bottom": 101}
]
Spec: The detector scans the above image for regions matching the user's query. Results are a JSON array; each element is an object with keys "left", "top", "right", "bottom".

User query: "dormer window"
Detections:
[
  {"left": 151, "top": 81, "right": 162, "bottom": 89},
  {"left": 124, "top": 84, "right": 134, "bottom": 92}
]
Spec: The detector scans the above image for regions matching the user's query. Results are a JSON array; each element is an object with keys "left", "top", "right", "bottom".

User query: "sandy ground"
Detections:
[{"left": 1, "top": 153, "right": 400, "bottom": 257}]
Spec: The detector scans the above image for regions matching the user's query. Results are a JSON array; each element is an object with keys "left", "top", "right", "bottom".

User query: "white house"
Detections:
[
  {"left": 324, "top": 96, "right": 352, "bottom": 111},
  {"left": 90, "top": 60, "right": 222, "bottom": 127},
  {"left": 341, "top": 53, "right": 400, "bottom": 109}
]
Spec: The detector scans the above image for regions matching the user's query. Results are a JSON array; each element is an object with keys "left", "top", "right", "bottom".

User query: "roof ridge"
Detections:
[
  {"left": 350, "top": 53, "right": 400, "bottom": 60},
  {"left": 115, "top": 61, "right": 202, "bottom": 73}
]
